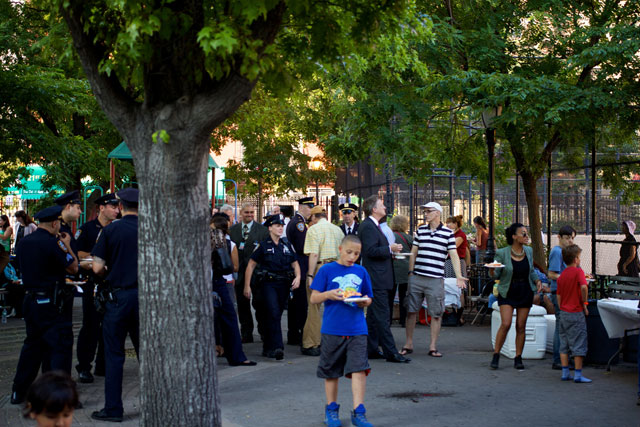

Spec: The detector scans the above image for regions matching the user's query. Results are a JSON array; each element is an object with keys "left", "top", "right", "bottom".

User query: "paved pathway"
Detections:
[{"left": 0, "top": 302, "right": 638, "bottom": 426}]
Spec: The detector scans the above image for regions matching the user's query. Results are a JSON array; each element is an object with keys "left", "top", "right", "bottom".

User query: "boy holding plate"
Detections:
[{"left": 310, "top": 235, "right": 374, "bottom": 427}]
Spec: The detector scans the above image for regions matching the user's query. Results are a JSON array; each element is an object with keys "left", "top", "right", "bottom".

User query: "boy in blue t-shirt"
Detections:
[{"left": 310, "top": 235, "right": 374, "bottom": 427}]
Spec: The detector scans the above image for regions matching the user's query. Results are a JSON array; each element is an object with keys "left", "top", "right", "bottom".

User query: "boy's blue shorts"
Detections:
[{"left": 317, "top": 334, "right": 370, "bottom": 379}]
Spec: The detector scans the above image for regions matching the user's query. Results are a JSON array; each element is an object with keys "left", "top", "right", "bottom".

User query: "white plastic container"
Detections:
[
  {"left": 544, "top": 314, "right": 556, "bottom": 353},
  {"left": 491, "top": 302, "right": 548, "bottom": 359}
]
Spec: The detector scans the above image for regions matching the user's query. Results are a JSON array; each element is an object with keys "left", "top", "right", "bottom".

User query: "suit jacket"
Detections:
[
  {"left": 359, "top": 217, "right": 394, "bottom": 290},
  {"left": 340, "top": 222, "right": 359, "bottom": 235},
  {"left": 494, "top": 245, "right": 539, "bottom": 298},
  {"left": 229, "top": 221, "right": 269, "bottom": 281}
]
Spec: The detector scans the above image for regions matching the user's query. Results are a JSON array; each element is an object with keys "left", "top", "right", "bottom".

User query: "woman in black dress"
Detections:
[{"left": 617, "top": 220, "right": 640, "bottom": 277}]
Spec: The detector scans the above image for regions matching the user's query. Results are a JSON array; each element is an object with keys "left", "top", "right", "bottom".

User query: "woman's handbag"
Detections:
[{"left": 213, "top": 245, "right": 234, "bottom": 275}]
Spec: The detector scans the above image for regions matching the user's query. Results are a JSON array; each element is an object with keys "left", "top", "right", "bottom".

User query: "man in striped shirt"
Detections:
[{"left": 401, "top": 202, "right": 467, "bottom": 357}]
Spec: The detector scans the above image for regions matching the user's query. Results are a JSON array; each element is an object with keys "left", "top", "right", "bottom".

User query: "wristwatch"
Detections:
[
  {"left": 307, "top": 274, "right": 314, "bottom": 278},
  {"left": 408, "top": 270, "right": 414, "bottom": 275}
]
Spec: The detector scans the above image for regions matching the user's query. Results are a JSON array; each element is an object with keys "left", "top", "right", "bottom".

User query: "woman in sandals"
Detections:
[{"left": 488, "top": 223, "right": 542, "bottom": 370}]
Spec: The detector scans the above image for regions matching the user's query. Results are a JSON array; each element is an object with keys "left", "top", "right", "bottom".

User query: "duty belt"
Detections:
[{"left": 25, "top": 290, "right": 50, "bottom": 297}]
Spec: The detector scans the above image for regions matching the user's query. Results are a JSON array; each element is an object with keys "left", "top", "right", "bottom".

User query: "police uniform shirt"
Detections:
[
  {"left": 250, "top": 237, "right": 297, "bottom": 273},
  {"left": 76, "top": 218, "right": 103, "bottom": 254},
  {"left": 60, "top": 220, "right": 78, "bottom": 255},
  {"left": 16, "top": 228, "right": 75, "bottom": 290},
  {"left": 285, "top": 213, "right": 307, "bottom": 255},
  {"left": 92, "top": 216, "right": 138, "bottom": 288}
]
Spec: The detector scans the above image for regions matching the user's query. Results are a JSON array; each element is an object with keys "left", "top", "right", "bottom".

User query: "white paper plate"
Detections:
[
  {"left": 484, "top": 263, "right": 505, "bottom": 268},
  {"left": 344, "top": 297, "right": 371, "bottom": 303}
]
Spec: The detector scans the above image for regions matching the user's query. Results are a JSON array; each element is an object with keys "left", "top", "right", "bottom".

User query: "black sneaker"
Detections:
[
  {"left": 274, "top": 348, "right": 284, "bottom": 360},
  {"left": 91, "top": 409, "right": 123, "bottom": 423},
  {"left": 514, "top": 356, "right": 525, "bottom": 370},
  {"left": 78, "top": 370, "right": 94, "bottom": 383},
  {"left": 300, "top": 346, "right": 321, "bottom": 356},
  {"left": 490, "top": 353, "right": 500, "bottom": 370},
  {"left": 10, "top": 391, "right": 24, "bottom": 405}
]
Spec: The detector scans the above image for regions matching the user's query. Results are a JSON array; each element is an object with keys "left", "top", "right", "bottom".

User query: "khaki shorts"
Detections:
[{"left": 405, "top": 274, "right": 445, "bottom": 317}]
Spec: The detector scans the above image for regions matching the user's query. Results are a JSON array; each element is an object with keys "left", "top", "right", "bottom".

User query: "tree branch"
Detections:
[{"left": 60, "top": 1, "right": 137, "bottom": 142}]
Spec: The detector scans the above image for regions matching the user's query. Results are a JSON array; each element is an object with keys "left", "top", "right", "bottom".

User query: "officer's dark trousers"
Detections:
[
  {"left": 102, "top": 288, "right": 139, "bottom": 417},
  {"left": 213, "top": 279, "right": 248, "bottom": 365},
  {"left": 234, "top": 273, "right": 255, "bottom": 340},
  {"left": 76, "top": 282, "right": 105, "bottom": 373},
  {"left": 13, "top": 295, "right": 73, "bottom": 394},
  {"left": 287, "top": 255, "right": 308, "bottom": 344},
  {"left": 366, "top": 288, "right": 398, "bottom": 357},
  {"left": 262, "top": 281, "right": 289, "bottom": 352}
]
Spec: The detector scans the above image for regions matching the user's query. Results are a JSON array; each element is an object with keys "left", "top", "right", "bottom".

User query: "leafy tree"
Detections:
[
  {"left": 0, "top": 0, "right": 123, "bottom": 195},
  {"left": 39, "top": 0, "right": 422, "bottom": 424}
]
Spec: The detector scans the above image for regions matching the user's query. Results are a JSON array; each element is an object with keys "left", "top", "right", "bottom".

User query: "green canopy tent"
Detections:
[{"left": 107, "top": 141, "right": 220, "bottom": 201}]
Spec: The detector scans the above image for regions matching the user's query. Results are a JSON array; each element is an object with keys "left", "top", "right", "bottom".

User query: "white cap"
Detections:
[{"left": 421, "top": 202, "right": 443, "bottom": 213}]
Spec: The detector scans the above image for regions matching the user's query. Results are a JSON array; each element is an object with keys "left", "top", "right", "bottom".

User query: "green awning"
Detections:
[
  {"left": 7, "top": 165, "right": 62, "bottom": 200},
  {"left": 108, "top": 141, "right": 219, "bottom": 168}
]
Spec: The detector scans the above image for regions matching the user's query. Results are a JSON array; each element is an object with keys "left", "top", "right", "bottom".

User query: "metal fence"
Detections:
[{"left": 334, "top": 157, "right": 640, "bottom": 275}]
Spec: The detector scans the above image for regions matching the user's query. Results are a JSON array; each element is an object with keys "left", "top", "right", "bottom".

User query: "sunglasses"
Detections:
[
  {"left": 342, "top": 210, "right": 354, "bottom": 214},
  {"left": 519, "top": 232, "right": 528, "bottom": 237}
]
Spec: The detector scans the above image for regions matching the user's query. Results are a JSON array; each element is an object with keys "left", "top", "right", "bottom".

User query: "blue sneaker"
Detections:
[
  {"left": 351, "top": 404, "right": 373, "bottom": 427},
  {"left": 325, "top": 402, "right": 341, "bottom": 427}
]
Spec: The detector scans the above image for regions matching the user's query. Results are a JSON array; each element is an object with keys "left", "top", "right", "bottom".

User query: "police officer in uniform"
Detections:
[
  {"left": 284, "top": 197, "right": 314, "bottom": 346},
  {"left": 339, "top": 203, "right": 359, "bottom": 235},
  {"left": 10, "top": 205, "right": 78, "bottom": 404},
  {"left": 55, "top": 190, "right": 83, "bottom": 255},
  {"left": 75, "top": 193, "right": 120, "bottom": 383},
  {"left": 244, "top": 215, "right": 301, "bottom": 360},
  {"left": 90, "top": 188, "right": 139, "bottom": 423}
]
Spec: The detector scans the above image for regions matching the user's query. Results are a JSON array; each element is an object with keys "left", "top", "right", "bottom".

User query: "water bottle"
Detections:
[{"left": 1, "top": 308, "right": 7, "bottom": 324}]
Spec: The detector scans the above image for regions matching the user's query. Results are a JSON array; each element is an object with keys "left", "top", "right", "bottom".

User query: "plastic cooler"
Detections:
[{"left": 491, "top": 302, "right": 548, "bottom": 359}]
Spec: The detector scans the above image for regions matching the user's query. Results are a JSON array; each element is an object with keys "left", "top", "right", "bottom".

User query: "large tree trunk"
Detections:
[
  {"left": 131, "top": 125, "right": 220, "bottom": 425},
  {"left": 520, "top": 171, "right": 546, "bottom": 268}
]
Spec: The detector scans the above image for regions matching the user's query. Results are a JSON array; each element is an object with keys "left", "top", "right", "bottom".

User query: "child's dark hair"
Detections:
[
  {"left": 505, "top": 223, "right": 525, "bottom": 245},
  {"left": 23, "top": 371, "right": 78, "bottom": 418},
  {"left": 558, "top": 225, "right": 576, "bottom": 237},
  {"left": 562, "top": 244, "right": 582, "bottom": 265}
]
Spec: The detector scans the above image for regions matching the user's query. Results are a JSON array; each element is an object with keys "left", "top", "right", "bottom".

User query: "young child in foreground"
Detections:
[
  {"left": 23, "top": 371, "right": 78, "bottom": 427},
  {"left": 309, "top": 234, "right": 374, "bottom": 427},
  {"left": 556, "top": 244, "right": 592, "bottom": 383}
]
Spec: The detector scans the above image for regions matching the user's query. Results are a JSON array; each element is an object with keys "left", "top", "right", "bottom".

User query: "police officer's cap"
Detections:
[
  {"left": 339, "top": 203, "right": 358, "bottom": 213},
  {"left": 298, "top": 197, "right": 315, "bottom": 207},
  {"left": 116, "top": 188, "right": 139, "bottom": 205},
  {"left": 94, "top": 193, "right": 119, "bottom": 206},
  {"left": 34, "top": 205, "right": 63, "bottom": 223},
  {"left": 54, "top": 190, "right": 81, "bottom": 206},
  {"left": 264, "top": 214, "right": 285, "bottom": 227}
]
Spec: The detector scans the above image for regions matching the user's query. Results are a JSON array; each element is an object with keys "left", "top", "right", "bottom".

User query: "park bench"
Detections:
[{"left": 602, "top": 275, "right": 640, "bottom": 300}]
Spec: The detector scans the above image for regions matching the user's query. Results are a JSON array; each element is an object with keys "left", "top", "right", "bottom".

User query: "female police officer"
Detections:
[{"left": 244, "top": 215, "right": 300, "bottom": 360}]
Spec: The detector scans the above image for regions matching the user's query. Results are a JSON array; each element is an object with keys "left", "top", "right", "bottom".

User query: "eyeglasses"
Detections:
[
  {"left": 519, "top": 232, "right": 528, "bottom": 237},
  {"left": 342, "top": 210, "right": 353, "bottom": 214},
  {"left": 424, "top": 209, "right": 436, "bottom": 214}
]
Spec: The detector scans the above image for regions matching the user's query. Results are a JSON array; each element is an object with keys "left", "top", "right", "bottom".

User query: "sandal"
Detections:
[
  {"left": 400, "top": 347, "right": 413, "bottom": 355},
  {"left": 428, "top": 350, "right": 443, "bottom": 357}
]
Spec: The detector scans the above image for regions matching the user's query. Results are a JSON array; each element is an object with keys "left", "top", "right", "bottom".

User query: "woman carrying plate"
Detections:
[{"left": 488, "top": 223, "right": 542, "bottom": 370}]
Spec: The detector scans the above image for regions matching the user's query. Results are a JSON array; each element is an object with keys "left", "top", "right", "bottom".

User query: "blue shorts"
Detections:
[{"left": 317, "top": 334, "right": 370, "bottom": 379}]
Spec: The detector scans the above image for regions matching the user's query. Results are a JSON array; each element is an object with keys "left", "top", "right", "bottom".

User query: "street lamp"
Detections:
[
  {"left": 310, "top": 158, "right": 323, "bottom": 203},
  {"left": 481, "top": 106, "right": 502, "bottom": 263}
]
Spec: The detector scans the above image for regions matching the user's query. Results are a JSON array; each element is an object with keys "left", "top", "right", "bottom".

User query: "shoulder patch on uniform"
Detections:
[
  {"left": 57, "top": 240, "right": 68, "bottom": 253},
  {"left": 74, "top": 230, "right": 82, "bottom": 239},
  {"left": 296, "top": 222, "right": 305, "bottom": 232}
]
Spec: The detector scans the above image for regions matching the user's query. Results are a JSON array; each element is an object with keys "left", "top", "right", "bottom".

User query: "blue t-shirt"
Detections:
[
  {"left": 311, "top": 262, "right": 373, "bottom": 336},
  {"left": 548, "top": 245, "right": 566, "bottom": 291}
]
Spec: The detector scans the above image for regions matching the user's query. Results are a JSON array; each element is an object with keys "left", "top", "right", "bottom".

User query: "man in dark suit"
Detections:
[
  {"left": 339, "top": 203, "right": 359, "bottom": 235},
  {"left": 285, "top": 196, "right": 315, "bottom": 346},
  {"left": 359, "top": 195, "right": 410, "bottom": 363},
  {"left": 230, "top": 203, "right": 269, "bottom": 343}
]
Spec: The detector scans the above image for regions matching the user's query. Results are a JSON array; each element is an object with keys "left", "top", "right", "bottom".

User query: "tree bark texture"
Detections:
[{"left": 520, "top": 171, "right": 546, "bottom": 269}]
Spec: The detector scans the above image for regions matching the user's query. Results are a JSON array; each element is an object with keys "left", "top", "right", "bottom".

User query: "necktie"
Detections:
[
  {"left": 347, "top": 227, "right": 351, "bottom": 235},
  {"left": 242, "top": 224, "right": 249, "bottom": 241}
]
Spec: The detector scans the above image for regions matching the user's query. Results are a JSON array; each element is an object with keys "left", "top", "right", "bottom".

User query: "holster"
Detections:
[{"left": 53, "top": 282, "right": 74, "bottom": 314}]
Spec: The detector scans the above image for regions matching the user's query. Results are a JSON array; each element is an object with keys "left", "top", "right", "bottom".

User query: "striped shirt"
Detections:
[{"left": 413, "top": 223, "right": 456, "bottom": 278}]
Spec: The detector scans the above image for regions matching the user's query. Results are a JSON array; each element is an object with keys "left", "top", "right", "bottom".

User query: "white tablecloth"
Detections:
[{"left": 597, "top": 298, "right": 640, "bottom": 339}]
